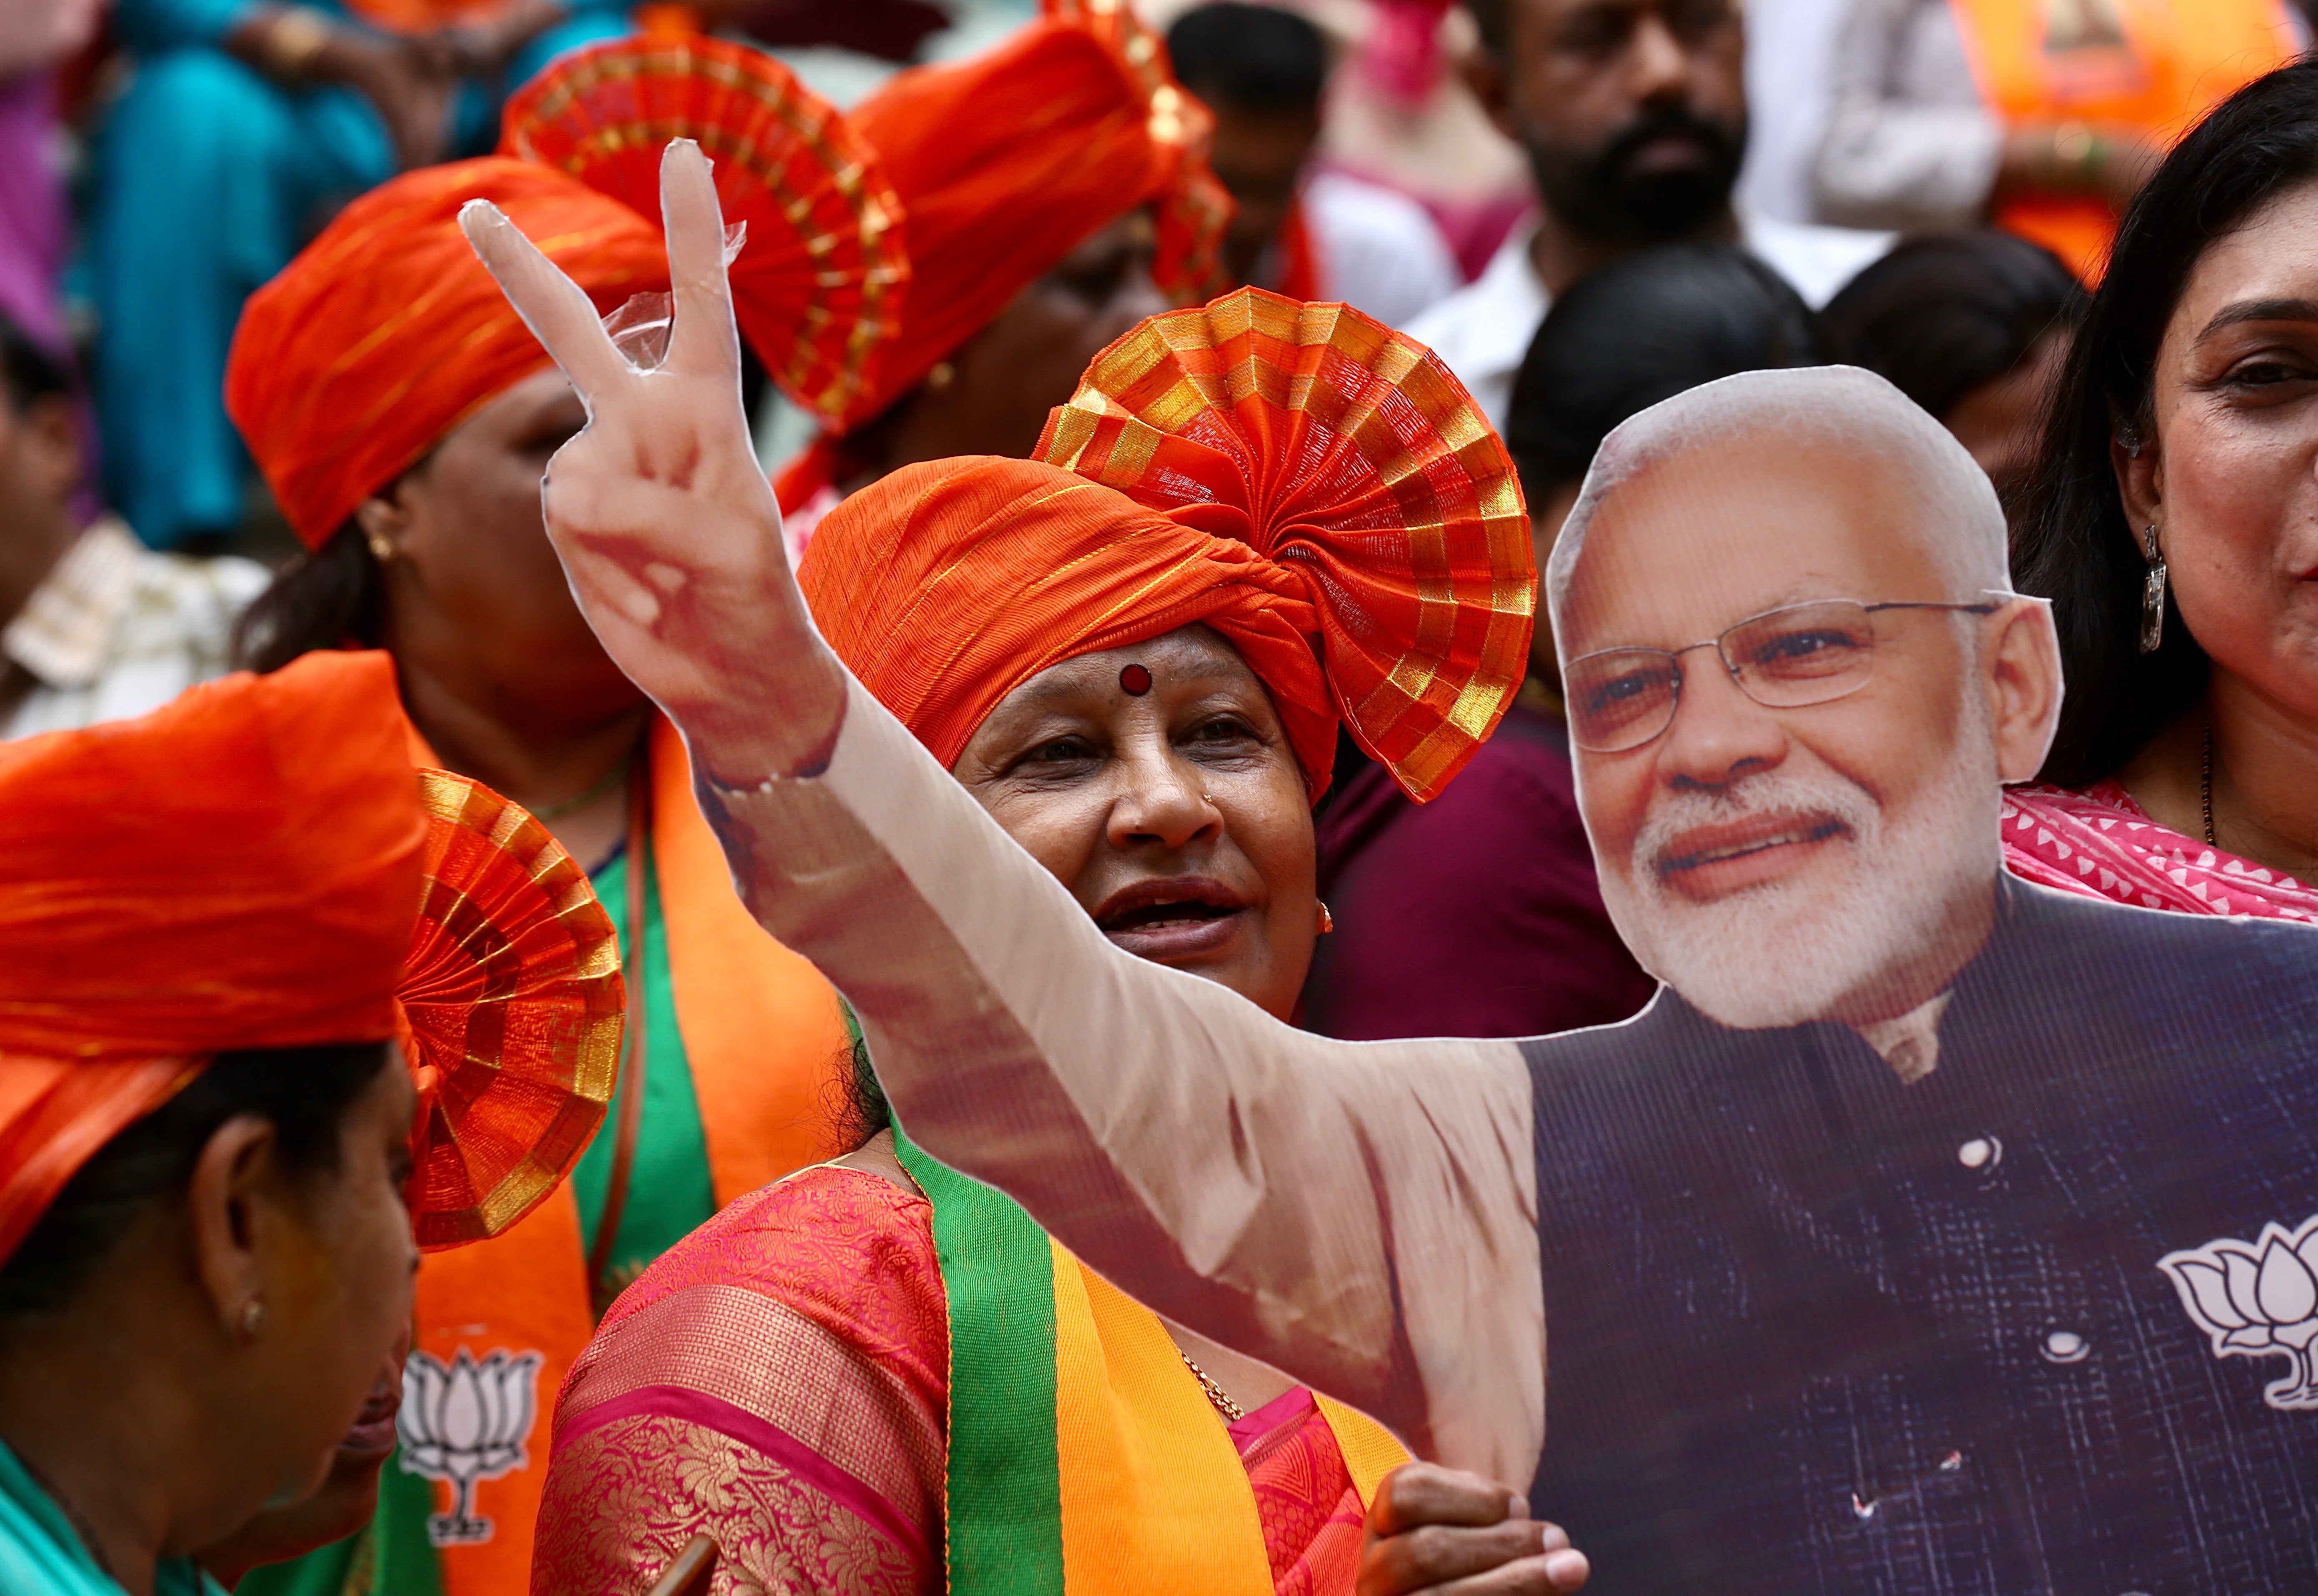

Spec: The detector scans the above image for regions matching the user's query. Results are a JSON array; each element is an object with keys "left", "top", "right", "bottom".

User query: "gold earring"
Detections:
[
  {"left": 925, "top": 360, "right": 957, "bottom": 391},
  {"left": 2138, "top": 522, "right": 2167, "bottom": 654},
  {"left": 238, "top": 1297, "right": 268, "bottom": 1338},
  {"left": 1316, "top": 901, "right": 1335, "bottom": 935},
  {"left": 365, "top": 530, "right": 396, "bottom": 565}
]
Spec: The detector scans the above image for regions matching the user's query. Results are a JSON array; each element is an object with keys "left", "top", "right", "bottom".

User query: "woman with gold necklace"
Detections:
[{"left": 527, "top": 274, "right": 1590, "bottom": 1596}]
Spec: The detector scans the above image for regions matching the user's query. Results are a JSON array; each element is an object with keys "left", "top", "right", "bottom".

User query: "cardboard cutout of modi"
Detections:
[
  {"left": 1519, "top": 370, "right": 2318, "bottom": 1591},
  {"left": 461, "top": 163, "right": 2318, "bottom": 1596}
]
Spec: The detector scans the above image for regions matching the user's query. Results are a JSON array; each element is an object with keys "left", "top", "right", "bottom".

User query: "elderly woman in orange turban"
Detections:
[
  {"left": 219, "top": 46, "right": 889, "bottom": 1595},
  {"left": 767, "top": 0, "right": 1231, "bottom": 555},
  {"left": 510, "top": 172, "right": 1584, "bottom": 1586},
  {"left": 0, "top": 650, "right": 617, "bottom": 1596}
]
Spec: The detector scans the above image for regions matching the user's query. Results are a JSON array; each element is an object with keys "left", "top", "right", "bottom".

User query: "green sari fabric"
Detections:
[
  {"left": 892, "top": 1126, "right": 1066, "bottom": 1596},
  {"left": 0, "top": 1438, "right": 222, "bottom": 1596},
  {"left": 569, "top": 842, "right": 719, "bottom": 1288}
]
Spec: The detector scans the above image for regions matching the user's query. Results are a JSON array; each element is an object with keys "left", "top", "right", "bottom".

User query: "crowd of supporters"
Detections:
[{"left": 1, "top": 0, "right": 2313, "bottom": 1593}]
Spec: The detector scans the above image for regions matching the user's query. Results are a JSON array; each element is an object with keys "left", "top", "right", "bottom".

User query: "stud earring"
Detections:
[
  {"left": 925, "top": 360, "right": 957, "bottom": 391},
  {"left": 1316, "top": 901, "right": 1335, "bottom": 935},
  {"left": 365, "top": 530, "right": 396, "bottom": 565},
  {"left": 238, "top": 1297, "right": 268, "bottom": 1338},
  {"left": 2138, "top": 522, "right": 2168, "bottom": 654}
]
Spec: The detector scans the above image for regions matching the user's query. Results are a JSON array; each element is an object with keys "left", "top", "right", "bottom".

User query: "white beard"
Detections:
[{"left": 1595, "top": 724, "right": 2001, "bottom": 1030}]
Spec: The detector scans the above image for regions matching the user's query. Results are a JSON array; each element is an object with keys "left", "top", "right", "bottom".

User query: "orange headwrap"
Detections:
[
  {"left": 0, "top": 651, "right": 621, "bottom": 1263},
  {"left": 499, "top": 35, "right": 908, "bottom": 430},
  {"left": 838, "top": 4, "right": 1228, "bottom": 425},
  {"left": 226, "top": 158, "right": 668, "bottom": 550},
  {"left": 799, "top": 290, "right": 1534, "bottom": 804}
]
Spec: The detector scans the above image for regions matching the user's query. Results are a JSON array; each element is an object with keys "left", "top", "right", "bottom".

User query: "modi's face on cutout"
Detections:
[{"left": 1558, "top": 432, "right": 2006, "bottom": 1029}]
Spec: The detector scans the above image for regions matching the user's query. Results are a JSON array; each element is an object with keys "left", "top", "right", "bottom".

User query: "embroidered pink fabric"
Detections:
[
  {"left": 531, "top": 1165, "right": 1370, "bottom": 1594},
  {"left": 529, "top": 1168, "right": 948, "bottom": 1595},
  {"left": 1231, "top": 1388, "right": 1368, "bottom": 1596},
  {"left": 2002, "top": 779, "right": 2318, "bottom": 924}
]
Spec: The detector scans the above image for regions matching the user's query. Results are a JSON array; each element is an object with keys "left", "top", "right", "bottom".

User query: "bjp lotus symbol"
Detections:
[
  {"left": 2159, "top": 1213, "right": 2318, "bottom": 1412},
  {"left": 398, "top": 1347, "right": 545, "bottom": 1545}
]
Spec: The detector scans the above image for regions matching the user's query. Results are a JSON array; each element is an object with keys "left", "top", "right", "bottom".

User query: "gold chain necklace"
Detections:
[{"left": 1177, "top": 1345, "right": 1244, "bottom": 1423}]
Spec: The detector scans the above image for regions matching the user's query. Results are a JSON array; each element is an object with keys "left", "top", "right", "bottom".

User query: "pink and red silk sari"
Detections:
[{"left": 530, "top": 1166, "right": 1373, "bottom": 1594}]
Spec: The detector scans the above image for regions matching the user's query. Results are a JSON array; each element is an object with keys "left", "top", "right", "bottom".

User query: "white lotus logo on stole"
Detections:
[
  {"left": 2159, "top": 1214, "right": 2318, "bottom": 1412},
  {"left": 397, "top": 1347, "right": 546, "bottom": 1545}
]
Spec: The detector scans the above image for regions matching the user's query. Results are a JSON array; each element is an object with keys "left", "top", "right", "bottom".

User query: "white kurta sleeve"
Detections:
[
  {"left": 698, "top": 675, "right": 1544, "bottom": 1484},
  {"left": 1814, "top": 0, "right": 2006, "bottom": 232}
]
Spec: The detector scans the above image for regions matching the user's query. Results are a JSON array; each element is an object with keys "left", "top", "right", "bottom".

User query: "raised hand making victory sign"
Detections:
[
  {"left": 459, "top": 140, "right": 846, "bottom": 790},
  {"left": 463, "top": 138, "right": 1589, "bottom": 1596}
]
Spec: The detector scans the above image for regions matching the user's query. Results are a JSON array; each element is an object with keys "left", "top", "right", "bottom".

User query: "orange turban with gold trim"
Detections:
[
  {"left": 226, "top": 158, "right": 668, "bottom": 550},
  {"left": 836, "top": 3, "right": 1228, "bottom": 426},
  {"left": 0, "top": 651, "right": 621, "bottom": 1263},
  {"left": 799, "top": 290, "right": 1534, "bottom": 804},
  {"left": 499, "top": 34, "right": 909, "bottom": 430}
]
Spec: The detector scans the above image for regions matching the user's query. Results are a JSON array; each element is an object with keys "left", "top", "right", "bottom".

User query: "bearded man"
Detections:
[
  {"left": 465, "top": 168, "right": 2318, "bottom": 1596},
  {"left": 1407, "top": 0, "right": 1889, "bottom": 425}
]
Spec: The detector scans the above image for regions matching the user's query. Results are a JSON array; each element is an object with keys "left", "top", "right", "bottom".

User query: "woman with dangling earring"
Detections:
[
  {"left": 0, "top": 654, "right": 618, "bottom": 1596},
  {"left": 2003, "top": 59, "right": 2318, "bottom": 923}
]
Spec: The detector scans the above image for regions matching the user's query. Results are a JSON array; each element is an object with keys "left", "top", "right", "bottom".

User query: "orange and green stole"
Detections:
[{"left": 893, "top": 1129, "right": 1411, "bottom": 1594}]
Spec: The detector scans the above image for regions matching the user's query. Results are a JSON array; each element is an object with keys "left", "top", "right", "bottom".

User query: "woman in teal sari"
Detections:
[{"left": 0, "top": 650, "right": 619, "bottom": 1594}]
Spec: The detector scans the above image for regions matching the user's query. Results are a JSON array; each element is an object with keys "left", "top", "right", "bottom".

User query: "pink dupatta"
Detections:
[{"left": 2002, "top": 779, "right": 2318, "bottom": 924}]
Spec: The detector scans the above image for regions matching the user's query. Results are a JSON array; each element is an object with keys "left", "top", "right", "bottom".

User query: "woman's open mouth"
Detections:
[{"left": 1094, "top": 877, "right": 1251, "bottom": 958}]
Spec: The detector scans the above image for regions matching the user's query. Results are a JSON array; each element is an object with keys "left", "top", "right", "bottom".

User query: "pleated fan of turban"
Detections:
[
  {"left": 798, "top": 289, "right": 1535, "bottom": 805},
  {"left": 499, "top": 33, "right": 909, "bottom": 430},
  {"left": 0, "top": 651, "right": 622, "bottom": 1262}
]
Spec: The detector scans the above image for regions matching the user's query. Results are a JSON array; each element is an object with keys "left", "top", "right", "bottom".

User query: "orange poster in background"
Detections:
[{"left": 1947, "top": 0, "right": 2297, "bottom": 280}]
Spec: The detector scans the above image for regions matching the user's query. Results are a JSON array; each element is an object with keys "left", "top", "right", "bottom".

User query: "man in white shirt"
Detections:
[
  {"left": 1167, "top": 1, "right": 1462, "bottom": 329},
  {"left": 1408, "top": 0, "right": 1889, "bottom": 425},
  {"left": 0, "top": 318, "right": 263, "bottom": 740}
]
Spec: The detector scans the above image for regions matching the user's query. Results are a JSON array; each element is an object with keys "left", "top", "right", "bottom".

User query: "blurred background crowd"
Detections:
[
  {"left": 3, "top": 0, "right": 2316, "bottom": 1590},
  {"left": 5, "top": 0, "right": 2299, "bottom": 563},
  {"left": 3, "top": 0, "right": 2302, "bottom": 1017}
]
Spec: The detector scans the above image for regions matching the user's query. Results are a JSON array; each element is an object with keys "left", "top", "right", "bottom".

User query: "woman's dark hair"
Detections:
[
  {"left": 0, "top": 312, "right": 72, "bottom": 415},
  {"left": 1505, "top": 243, "right": 1829, "bottom": 505},
  {"left": 1167, "top": 2, "right": 1329, "bottom": 116},
  {"left": 0, "top": 1043, "right": 391, "bottom": 1317},
  {"left": 831, "top": 1035, "right": 891, "bottom": 1148},
  {"left": 1820, "top": 230, "right": 2087, "bottom": 421},
  {"left": 2015, "top": 58, "right": 2318, "bottom": 786},
  {"left": 233, "top": 522, "right": 386, "bottom": 673}
]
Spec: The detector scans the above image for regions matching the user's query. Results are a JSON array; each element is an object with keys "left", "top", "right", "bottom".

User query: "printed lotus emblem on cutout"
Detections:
[
  {"left": 2159, "top": 1213, "right": 2318, "bottom": 1412},
  {"left": 397, "top": 1346, "right": 546, "bottom": 1546}
]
